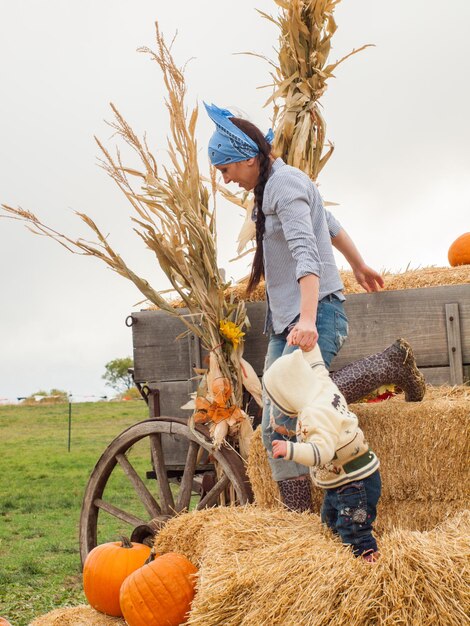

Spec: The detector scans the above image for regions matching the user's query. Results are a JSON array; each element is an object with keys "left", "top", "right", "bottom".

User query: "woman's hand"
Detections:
[
  {"left": 353, "top": 264, "right": 385, "bottom": 293},
  {"left": 272, "top": 440, "right": 288, "bottom": 459},
  {"left": 290, "top": 274, "right": 319, "bottom": 351},
  {"left": 287, "top": 319, "right": 319, "bottom": 351}
]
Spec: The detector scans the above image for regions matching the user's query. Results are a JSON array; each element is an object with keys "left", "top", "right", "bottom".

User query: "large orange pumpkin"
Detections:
[
  {"left": 0, "top": 618, "right": 12, "bottom": 626},
  {"left": 448, "top": 232, "right": 470, "bottom": 266},
  {"left": 120, "top": 552, "right": 198, "bottom": 626},
  {"left": 83, "top": 537, "right": 152, "bottom": 616}
]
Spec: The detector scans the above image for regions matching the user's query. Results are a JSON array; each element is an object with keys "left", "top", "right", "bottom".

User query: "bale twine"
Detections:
[
  {"left": 153, "top": 507, "right": 469, "bottom": 626},
  {"left": 247, "top": 390, "right": 469, "bottom": 533},
  {"left": 29, "top": 605, "right": 125, "bottom": 626}
]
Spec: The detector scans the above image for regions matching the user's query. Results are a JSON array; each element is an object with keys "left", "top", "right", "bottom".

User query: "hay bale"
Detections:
[
  {"left": 423, "top": 385, "right": 470, "bottom": 401},
  {"left": 154, "top": 506, "right": 326, "bottom": 567},
  {"left": 157, "top": 266, "right": 470, "bottom": 308},
  {"left": 153, "top": 507, "right": 469, "bottom": 626},
  {"left": 188, "top": 513, "right": 470, "bottom": 626},
  {"left": 246, "top": 391, "right": 469, "bottom": 532},
  {"left": 29, "top": 605, "right": 125, "bottom": 626},
  {"left": 353, "top": 395, "right": 469, "bottom": 515},
  {"left": 245, "top": 425, "right": 281, "bottom": 510},
  {"left": 339, "top": 265, "right": 470, "bottom": 294}
]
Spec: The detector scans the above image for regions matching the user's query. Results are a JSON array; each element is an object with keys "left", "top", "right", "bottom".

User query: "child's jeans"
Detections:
[
  {"left": 261, "top": 294, "right": 349, "bottom": 481},
  {"left": 321, "top": 470, "right": 381, "bottom": 556}
]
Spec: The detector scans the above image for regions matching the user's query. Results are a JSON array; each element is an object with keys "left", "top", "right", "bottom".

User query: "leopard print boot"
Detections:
[
  {"left": 277, "top": 475, "right": 313, "bottom": 513},
  {"left": 331, "top": 338, "right": 426, "bottom": 404}
]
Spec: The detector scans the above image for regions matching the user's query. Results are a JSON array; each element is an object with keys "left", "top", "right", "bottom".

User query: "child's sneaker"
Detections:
[{"left": 362, "top": 549, "right": 380, "bottom": 563}]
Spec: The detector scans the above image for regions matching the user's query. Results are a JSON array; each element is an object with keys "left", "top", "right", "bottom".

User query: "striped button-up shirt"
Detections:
[{"left": 261, "top": 158, "right": 344, "bottom": 333}]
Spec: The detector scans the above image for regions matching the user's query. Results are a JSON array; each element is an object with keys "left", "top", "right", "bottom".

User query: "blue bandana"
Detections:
[{"left": 204, "top": 102, "right": 274, "bottom": 166}]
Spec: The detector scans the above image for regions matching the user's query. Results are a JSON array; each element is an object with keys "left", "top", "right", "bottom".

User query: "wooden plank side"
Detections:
[
  {"left": 133, "top": 345, "right": 188, "bottom": 382},
  {"left": 148, "top": 381, "right": 195, "bottom": 467},
  {"left": 132, "top": 310, "right": 190, "bottom": 381},
  {"left": 242, "top": 302, "right": 269, "bottom": 374},
  {"left": 147, "top": 381, "right": 194, "bottom": 418},
  {"left": 419, "top": 366, "right": 467, "bottom": 386},
  {"left": 331, "top": 284, "right": 470, "bottom": 370},
  {"left": 445, "top": 303, "right": 464, "bottom": 385},
  {"left": 131, "top": 284, "right": 470, "bottom": 382}
]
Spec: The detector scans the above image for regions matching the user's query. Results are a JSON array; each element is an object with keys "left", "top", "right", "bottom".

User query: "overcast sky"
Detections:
[{"left": 1, "top": 0, "right": 469, "bottom": 402}]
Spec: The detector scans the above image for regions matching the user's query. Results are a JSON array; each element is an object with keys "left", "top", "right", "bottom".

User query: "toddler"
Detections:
[{"left": 263, "top": 346, "right": 381, "bottom": 561}]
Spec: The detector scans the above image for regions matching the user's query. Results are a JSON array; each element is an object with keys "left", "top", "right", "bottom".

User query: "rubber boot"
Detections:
[
  {"left": 331, "top": 338, "right": 426, "bottom": 405},
  {"left": 277, "top": 475, "right": 313, "bottom": 513}
]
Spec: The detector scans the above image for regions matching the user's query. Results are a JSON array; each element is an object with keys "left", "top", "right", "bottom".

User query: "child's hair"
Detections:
[{"left": 230, "top": 117, "right": 272, "bottom": 294}]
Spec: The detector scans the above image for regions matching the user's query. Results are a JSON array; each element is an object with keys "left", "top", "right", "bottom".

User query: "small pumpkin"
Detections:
[
  {"left": 83, "top": 537, "right": 152, "bottom": 617},
  {"left": 448, "top": 232, "right": 470, "bottom": 266},
  {"left": 120, "top": 552, "right": 198, "bottom": 626},
  {"left": 0, "top": 618, "right": 12, "bottom": 626}
]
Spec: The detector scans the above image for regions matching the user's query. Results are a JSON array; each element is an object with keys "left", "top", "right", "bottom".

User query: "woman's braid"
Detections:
[
  {"left": 248, "top": 146, "right": 271, "bottom": 293},
  {"left": 230, "top": 117, "right": 272, "bottom": 294}
]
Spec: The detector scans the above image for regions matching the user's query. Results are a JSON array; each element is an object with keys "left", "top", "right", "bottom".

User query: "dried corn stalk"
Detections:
[
  {"left": 265, "top": 0, "right": 373, "bottom": 181},
  {"left": 1, "top": 24, "right": 251, "bottom": 431},
  {"left": 231, "top": 0, "right": 373, "bottom": 254}
]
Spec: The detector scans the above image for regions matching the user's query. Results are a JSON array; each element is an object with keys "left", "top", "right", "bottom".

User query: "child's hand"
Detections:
[{"left": 272, "top": 440, "right": 288, "bottom": 459}]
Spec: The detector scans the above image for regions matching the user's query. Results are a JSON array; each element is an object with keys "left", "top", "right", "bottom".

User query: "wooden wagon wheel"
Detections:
[{"left": 79, "top": 416, "right": 252, "bottom": 566}]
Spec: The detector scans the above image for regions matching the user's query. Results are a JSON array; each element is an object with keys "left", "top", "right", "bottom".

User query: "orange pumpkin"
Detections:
[
  {"left": 448, "top": 232, "right": 470, "bottom": 266},
  {"left": 83, "top": 537, "right": 152, "bottom": 616},
  {"left": 120, "top": 552, "right": 198, "bottom": 626},
  {"left": 0, "top": 618, "right": 12, "bottom": 626}
]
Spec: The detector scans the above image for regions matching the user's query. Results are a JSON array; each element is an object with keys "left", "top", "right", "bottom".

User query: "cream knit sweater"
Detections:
[{"left": 263, "top": 346, "right": 379, "bottom": 488}]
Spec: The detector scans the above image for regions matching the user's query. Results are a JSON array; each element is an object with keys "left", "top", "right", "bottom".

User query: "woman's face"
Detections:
[{"left": 215, "top": 157, "right": 259, "bottom": 191}]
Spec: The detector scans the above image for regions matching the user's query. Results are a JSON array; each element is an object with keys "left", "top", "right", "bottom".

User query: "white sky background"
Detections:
[{"left": 1, "top": 0, "right": 469, "bottom": 402}]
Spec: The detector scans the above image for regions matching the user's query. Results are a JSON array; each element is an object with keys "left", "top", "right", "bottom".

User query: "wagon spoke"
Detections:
[
  {"left": 94, "top": 498, "right": 146, "bottom": 527},
  {"left": 176, "top": 441, "right": 199, "bottom": 513},
  {"left": 80, "top": 418, "right": 252, "bottom": 565},
  {"left": 149, "top": 433, "right": 175, "bottom": 515},
  {"left": 196, "top": 473, "right": 230, "bottom": 510},
  {"left": 116, "top": 452, "right": 161, "bottom": 517}
]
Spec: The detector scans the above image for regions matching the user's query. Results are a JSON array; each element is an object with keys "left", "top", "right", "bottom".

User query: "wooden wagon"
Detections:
[{"left": 79, "top": 284, "right": 469, "bottom": 564}]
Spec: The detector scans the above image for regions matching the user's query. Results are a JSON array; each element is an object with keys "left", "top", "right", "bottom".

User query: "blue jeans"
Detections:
[
  {"left": 321, "top": 470, "right": 381, "bottom": 556},
  {"left": 261, "top": 295, "right": 349, "bottom": 481}
]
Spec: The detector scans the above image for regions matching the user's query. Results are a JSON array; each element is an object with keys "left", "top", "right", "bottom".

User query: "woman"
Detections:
[{"left": 204, "top": 103, "right": 423, "bottom": 512}]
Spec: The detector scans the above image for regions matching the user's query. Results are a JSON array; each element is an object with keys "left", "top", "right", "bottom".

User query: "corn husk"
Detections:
[
  {"left": 210, "top": 419, "right": 229, "bottom": 448},
  {"left": 237, "top": 413, "right": 255, "bottom": 460},
  {"left": 240, "top": 357, "right": 263, "bottom": 407}
]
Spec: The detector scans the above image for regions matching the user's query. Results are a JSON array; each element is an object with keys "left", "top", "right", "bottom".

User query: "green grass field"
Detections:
[{"left": 0, "top": 400, "right": 149, "bottom": 625}]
